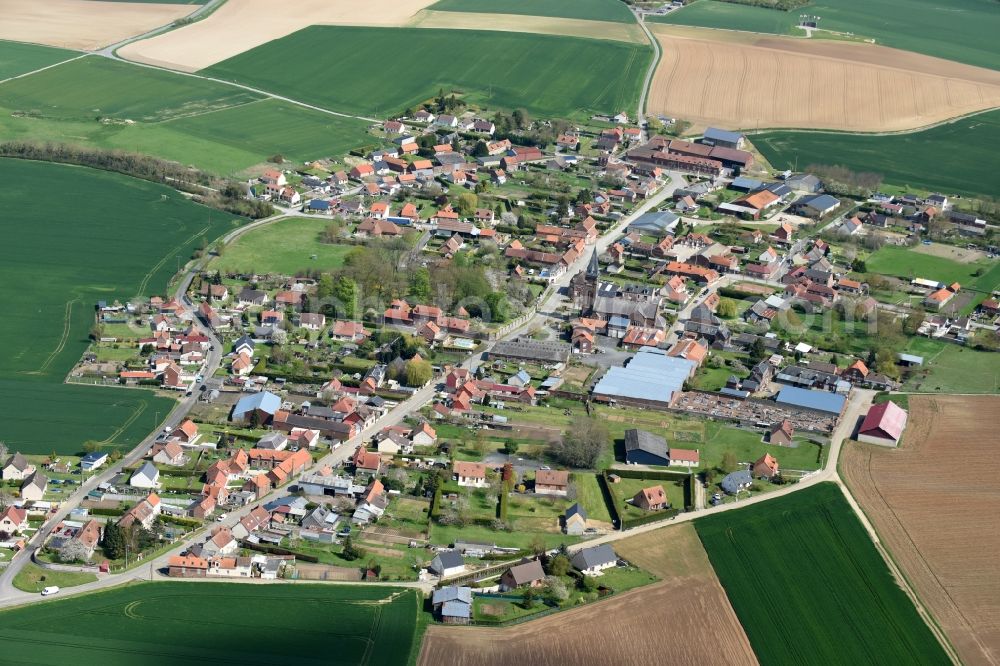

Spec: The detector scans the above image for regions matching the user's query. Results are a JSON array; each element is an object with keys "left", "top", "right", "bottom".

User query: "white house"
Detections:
[
  {"left": 453, "top": 461, "right": 488, "bottom": 488},
  {"left": 571, "top": 544, "right": 618, "bottom": 575},
  {"left": 130, "top": 461, "right": 160, "bottom": 489},
  {"left": 2, "top": 453, "right": 34, "bottom": 481},
  {"left": 80, "top": 451, "right": 108, "bottom": 472},
  {"left": 429, "top": 550, "right": 466, "bottom": 578}
]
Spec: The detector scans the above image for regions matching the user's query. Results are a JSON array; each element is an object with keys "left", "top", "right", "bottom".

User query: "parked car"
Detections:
[{"left": 41, "top": 586, "right": 60, "bottom": 596}]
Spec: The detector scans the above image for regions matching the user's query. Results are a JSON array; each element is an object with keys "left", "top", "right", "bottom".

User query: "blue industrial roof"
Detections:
[
  {"left": 232, "top": 391, "right": 281, "bottom": 420},
  {"left": 775, "top": 386, "right": 846, "bottom": 414},
  {"left": 704, "top": 127, "right": 743, "bottom": 144},
  {"left": 731, "top": 176, "right": 763, "bottom": 191},
  {"left": 592, "top": 347, "right": 695, "bottom": 405}
]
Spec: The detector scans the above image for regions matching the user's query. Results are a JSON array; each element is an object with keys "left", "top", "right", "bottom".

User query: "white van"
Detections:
[{"left": 41, "top": 586, "right": 60, "bottom": 596}]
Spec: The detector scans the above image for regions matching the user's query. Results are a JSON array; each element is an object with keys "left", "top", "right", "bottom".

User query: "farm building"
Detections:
[
  {"left": 775, "top": 386, "right": 846, "bottom": 416},
  {"left": 231, "top": 391, "right": 281, "bottom": 423},
  {"left": 858, "top": 401, "right": 908, "bottom": 446},
  {"left": 429, "top": 551, "right": 466, "bottom": 578},
  {"left": 592, "top": 347, "right": 696, "bottom": 409},
  {"left": 628, "top": 210, "right": 679, "bottom": 236},
  {"left": 489, "top": 338, "right": 571, "bottom": 365},
  {"left": 432, "top": 586, "right": 472, "bottom": 624},
  {"left": 571, "top": 544, "right": 619, "bottom": 575},
  {"left": 792, "top": 193, "right": 840, "bottom": 218},
  {"left": 702, "top": 127, "right": 745, "bottom": 149}
]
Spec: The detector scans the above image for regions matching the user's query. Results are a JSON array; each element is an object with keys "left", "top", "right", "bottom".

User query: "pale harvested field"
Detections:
[
  {"left": 419, "top": 523, "right": 758, "bottom": 666},
  {"left": 911, "top": 243, "right": 987, "bottom": 264},
  {"left": 841, "top": 395, "right": 1000, "bottom": 666},
  {"left": 0, "top": 0, "right": 194, "bottom": 51},
  {"left": 119, "top": 0, "right": 439, "bottom": 72},
  {"left": 408, "top": 10, "right": 647, "bottom": 44},
  {"left": 649, "top": 25, "right": 1000, "bottom": 132}
]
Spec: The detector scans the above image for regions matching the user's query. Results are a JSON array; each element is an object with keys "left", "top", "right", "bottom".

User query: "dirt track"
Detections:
[
  {"left": 419, "top": 523, "right": 757, "bottom": 666},
  {"left": 648, "top": 24, "right": 1000, "bottom": 132},
  {"left": 407, "top": 10, "right": 647, "bottom": 44},
  {"left": 841, "top": 395, "right": 1000, "bottom": 666},
  {"left": 0, "top": 0, "right": 194, "bottom": 51}
]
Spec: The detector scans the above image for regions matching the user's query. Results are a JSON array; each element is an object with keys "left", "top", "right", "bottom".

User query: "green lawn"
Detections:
[
  {"left": 866, "top": 244, "right": 1000, "bottom": 290},
  {"left": 902, "top": 337, "right": 1000, "bottom": 394},
  {"left": 11, "top": 563, "right": 97, "bottom": 593},
  {"left": 211, "top": 216, "right": 355, "bottom": 274},
  {"left": 428, "top": 0, "right": 635, "bottom": 22},
  {"left": 429, "top": 522, "right": 579, "bottom": 550},
  {"left": 0, "top": 40, "right": 77, "bottom": 80},
  {"left": 696, "top": 483, "right": 950, "bottom": 665},
  {"left": 572, "top": 473, "right": 612, "bottom": 523},
  {"left": 611, "top": 477, "right": 686, "bottom": 518},
  {"left": 753, "top": 110, "right": 1000, "bottom": 199},
  {"left": 204, "top": 26, "right": 651, "bottom": 120},
  {"left": 653, "top": 0, "right": 1000, "bottom": 70},
  {"left": 0, "top": 57, "right": 373, "bottom": 174},
  {"left": 0, "top": 581, "right": 420, "bottom": 666},
  {"left": 0, "top": 158, "right": 242, "bottom": 454}
]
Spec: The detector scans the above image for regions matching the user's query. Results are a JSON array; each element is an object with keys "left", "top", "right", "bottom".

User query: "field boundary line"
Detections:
[
  {"left": 746, "top": 105, "right": 1000, "bottom": 138},
  {"left": 0, "top": 53, "right": 88, "bottom": 86},
  {"left": 97, "top": 400, "right": 148, "bottom": 445}
]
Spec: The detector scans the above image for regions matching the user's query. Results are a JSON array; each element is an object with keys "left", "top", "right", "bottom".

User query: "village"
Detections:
[{"left": 2, "top": 105, "right": 996, "bottom": 630}]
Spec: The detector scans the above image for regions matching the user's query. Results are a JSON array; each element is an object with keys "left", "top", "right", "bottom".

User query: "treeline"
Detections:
[
  {"left": 717, "top": 0, "right": 809, "bottom": 10},
  {"left": 0, "top": 141, "right": 274, "bottom": 219},
  {"left": 805, "top": 163, "right": 884, "bottom": 197}
]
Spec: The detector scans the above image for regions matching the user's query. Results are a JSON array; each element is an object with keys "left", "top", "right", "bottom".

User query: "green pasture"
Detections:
[
  {"left": 753, "top": 110, "right": 1000, "bottom": 199},
  {"left": 428, "top": 0, "right": 635, "bottom": 22},
  {"left": 0, "top": 582, "right": 420, "bottom": 666},
  {"left": 902, "top": 337, "right": 1000, "bottom": 394},
  {"left": 0, "top": 57, "right": 372, "bottom": 174},
  {"left": 696, "top": 483, "right": 950, "bottom": 666},
  {"left": 653, "top": 0, "right": 1000, "bottom": 70},
  {"left": 0, "top": 40, "right": 77, "bottom": 81},
  {"left": 0, "top": 158, "right": 242, "bottom": 454},
  {"left": 210, "top": 216, "right": 354, "bottom": 274},
  {"left": 865, "top": 244, "right": 1000, "bottom": 290},
  {"left": 204, "top": 26, "right": 650, "bottom": 120}
]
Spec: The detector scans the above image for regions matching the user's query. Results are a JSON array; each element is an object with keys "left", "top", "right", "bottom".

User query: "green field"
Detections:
[
  {"left": 205, "top": 26, "right": 651, "bottom": 120},
  {"left": 0, "top": 582, "right": 421, "bottom": 666},
  {"left": 12, "top": 563, "right": 97, "bottom": 593},
  {"left": 753, "top": 110, "right": 1000, "bottom": 199},
  {"left": 0, "top": 158, "right": 243, "bottom": 454},
  {"left": 0, "top": 57, "right": 373, "bottom": 174},
  {"left": 0, "top": 40, "right": 77, "bottom": 81},
  {"left": 428, "top": 0, "right": 635, "bottom": 22},
  {"left": 866, "top": 245, "right": 1000, "bottom": 291},
  {"left": 902, "top": 337, "right": 1000, "bottom": 394},
  {"left": 696, "top": 483, "right": 950, "bottom": 665},
  {"left": 211, "top": 216, "right": 354, "bottom": 274},
  {"left": 653, "top": 0, "right": 1000, "bottom": 70}
]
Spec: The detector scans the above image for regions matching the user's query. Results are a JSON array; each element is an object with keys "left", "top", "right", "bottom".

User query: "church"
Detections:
[{"left": 569, "top": 251, "right": 666, "bottom": 335}]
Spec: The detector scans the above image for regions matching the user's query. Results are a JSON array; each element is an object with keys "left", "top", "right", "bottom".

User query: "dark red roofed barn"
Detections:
[{"left": 858, "top": 401, "right": 908, "bottom": 446}]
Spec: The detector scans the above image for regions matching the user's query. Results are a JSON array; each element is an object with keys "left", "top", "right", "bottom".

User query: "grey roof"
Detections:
[
  {"left": 897, "top": 353, "right": 924, "bottom": 365},
  {"left": 624, "top": 429, "right": 669, "bottom": 460},
  {"left": 505, "top": 559, "right": 545, "bottom": 586},
  {"left": 441, "top": 600, "right": 472, "bottom": 619},
  {"left": 233, "top": 335, "right": 255, "bottom": 351},
  {"left": 565, "top": 502, "right": 587, "bottom": 522},
  {"left": 571, "top": 544, "right": 617, "bottom": 570},
  {"left": 490, "top": 338, "right": 570, "bottom": 364},
  {"left": 4, "top": 452, "right": 29, "bottom": 472},
  {"left": 432, "top": 586, "right": 473, "bottom": 606},
  {"left": 775, "top": 386, "right": 846, "bottom": 414},
  {"left": 431, "top": 550, "right": 465, "bottom": 573},
  {"left": 133, "top": 461, "right": 158, "bottom": 481},
  {"left": 592, "top": 347, "right": 695, "bottom": 405},
  {"left": 703, "top": 127, "right": 743, "bottom": 144},
  {"left": 232, "top": 391, "right": 281, "bottom": 420},
  {"left": 628, "top": 210, "right": 679, "bottom": 235},
  {"left": 731, "top": 176, "right": 762, "bottom": 191},
  {"left": 796, "top": 193, "right": 839, "bottom": 212},
  {"left": 721, "top": 470, "right": 753, "bottom": 494}
]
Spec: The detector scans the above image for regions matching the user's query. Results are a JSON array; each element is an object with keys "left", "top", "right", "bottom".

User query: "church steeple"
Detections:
[{"left": 586, "top": 249, "right": 599, "bottom": 280}]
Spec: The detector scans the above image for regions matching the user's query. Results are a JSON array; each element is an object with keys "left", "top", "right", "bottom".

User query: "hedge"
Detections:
[
  {"left": 620, "top": 508, "right": 681, "bottom": 530},
  {"left": 597, "top": 473, "right": 622, "bottom": 529},
  {"left": 87, "top": 507, "right": 125, "bottom": 517}
]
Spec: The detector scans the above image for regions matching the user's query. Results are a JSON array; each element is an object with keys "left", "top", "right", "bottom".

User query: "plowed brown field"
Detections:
[
  {"left": 648, "top": 25, "right": 1000, "bottom": 132},
  {"left": 841, "top": 394, "right": 1000, "bottom": 666},
  {"left": 0, "top": 0, "right": 194, "bottom": 51},
  {"left": 418, "top": 523, "right": 757, "bottom": 666}
]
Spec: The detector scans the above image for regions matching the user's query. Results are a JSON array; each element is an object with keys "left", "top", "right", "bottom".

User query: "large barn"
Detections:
[{"left": 857, "top": 401, "right": 908, "bottom": 446}]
